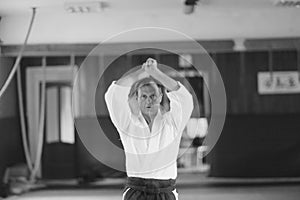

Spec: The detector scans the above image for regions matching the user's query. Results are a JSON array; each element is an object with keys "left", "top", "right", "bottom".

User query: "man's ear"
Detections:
[
  {"left": 157, "top": 91, "right": 163, "bottom": 103},
  {"left": 135, "top": 91, "right": 138, "bottom": 101},
  {"left": 159, "top": 96, "right": 163, "bottom": 103}
]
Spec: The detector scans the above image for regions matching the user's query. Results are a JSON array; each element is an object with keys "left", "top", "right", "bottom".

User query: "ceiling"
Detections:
[
  {"left": 0, "top": 0, "right": 295, "bottom": 16},
  {"left": 0, "top": 0, "right": 299, "bottom": 44}
]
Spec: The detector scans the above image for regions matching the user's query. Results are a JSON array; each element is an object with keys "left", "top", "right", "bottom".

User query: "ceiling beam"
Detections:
[
  {"left": 0, "top": 40, "right": 234, "bottom": 57},
  {"left": 244, "top": 37, "right": 300, "bottom": 51},
  {"left": 2, "top": 38, "right": 299, "bottom": 57}
]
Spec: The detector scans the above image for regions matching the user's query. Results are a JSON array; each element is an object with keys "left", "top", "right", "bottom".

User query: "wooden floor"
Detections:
[
  {"left": 6, "top": 184, "right": 300, "bottom": 200},
  {"left": 5, "top": 173, "right": 300, "bottom": 200}
]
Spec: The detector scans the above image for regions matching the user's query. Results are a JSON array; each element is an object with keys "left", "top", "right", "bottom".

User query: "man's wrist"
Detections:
[
  {"left": 147, "top": 67, "right": 161, "bottom": 79},
  {"left": 138, "top": 69, "right": 149, "bottom": 80}
]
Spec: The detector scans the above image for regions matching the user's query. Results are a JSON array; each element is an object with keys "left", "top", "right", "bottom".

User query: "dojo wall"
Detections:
[
  {"left": 1, "top": 39, "right": 300, "bottom": 179},
  {"left": 208, "top": 50, "right": 300, "bottom": 177},
  {"left": 0, "top": 56, "right": 24, "bottom": 183}
]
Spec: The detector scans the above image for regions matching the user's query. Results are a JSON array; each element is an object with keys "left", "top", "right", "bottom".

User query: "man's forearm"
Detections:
[
  {"left": 116, "top": 68, "right": 148, "bottom": 87},
  {"left": 144, "top": 58, "right": 179, "bottom": 92},
  {"left": 148, "top": 69, "right": 179, "bottom": 92}
]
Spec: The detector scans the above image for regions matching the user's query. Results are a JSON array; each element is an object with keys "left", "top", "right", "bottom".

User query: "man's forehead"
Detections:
[{"left": 138, "top": 84, "right": 159, "bottom": 94}]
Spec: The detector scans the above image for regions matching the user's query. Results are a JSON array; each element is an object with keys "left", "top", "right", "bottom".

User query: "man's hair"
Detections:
[{"left": 129, "top": 77, "right": 170, "bottom": 112}]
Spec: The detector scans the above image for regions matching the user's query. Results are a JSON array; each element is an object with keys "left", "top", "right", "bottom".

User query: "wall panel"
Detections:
[{"left": 0, "top": 57, "right": 24, "bottom": 185}]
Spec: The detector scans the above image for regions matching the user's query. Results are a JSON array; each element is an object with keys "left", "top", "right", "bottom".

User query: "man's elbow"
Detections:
[
  {"left": 186, "top": 92, "right": 194, "bottom": 114},
  {"left": 104, "top": 91, "right": 109, "bottom": 102}
]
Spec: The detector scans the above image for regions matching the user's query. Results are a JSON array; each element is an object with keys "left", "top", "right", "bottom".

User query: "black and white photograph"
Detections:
[{"left": 0, "top": 0, "right": 300, "bottom": 199}]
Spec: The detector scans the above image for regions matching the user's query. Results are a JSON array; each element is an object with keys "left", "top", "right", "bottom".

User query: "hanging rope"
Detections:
[
  {"left": 30, "top": 57, "right": 47, "bottom": 183},
  {"left": 12, "top": 7, "right": 37, "bottom": 179},
  {"left": 0, "top": 7, "right": 36, "bottom": 99},
  {"left": 17, "top": 66, "right": 33, "bottom": 172}
]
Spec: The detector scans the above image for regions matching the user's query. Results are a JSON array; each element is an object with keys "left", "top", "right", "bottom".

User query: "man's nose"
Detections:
[{"left": 146, "top": 97, "right": 153, "bottom": 103}]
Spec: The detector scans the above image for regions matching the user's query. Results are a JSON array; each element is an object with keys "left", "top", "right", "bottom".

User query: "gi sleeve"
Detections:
[
  {"left": 166, "top": 81, "right": 194, "bottom": 132},
  {"left": 104, "top": 81, "right": 132, "bottom": 131}
]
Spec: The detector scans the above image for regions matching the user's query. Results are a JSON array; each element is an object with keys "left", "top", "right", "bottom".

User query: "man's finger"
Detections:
[
  {"left": 146, "top": 59, "right": 156, "bottom": 67},
  {"left": 142, "top": 63, "right": 147, "bottom": 69}
]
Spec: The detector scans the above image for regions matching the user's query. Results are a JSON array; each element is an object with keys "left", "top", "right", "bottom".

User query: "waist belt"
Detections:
[{"left": 125, "top": 177, "right": 176, "bottom": 194}]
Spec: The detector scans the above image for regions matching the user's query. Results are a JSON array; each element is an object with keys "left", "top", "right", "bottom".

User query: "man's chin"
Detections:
[
  {"left": 143, "top": 108, "right": 156, "bottom": 114},
  {"left": 145, "top": 108, "right": 153, "bottom": 113}
]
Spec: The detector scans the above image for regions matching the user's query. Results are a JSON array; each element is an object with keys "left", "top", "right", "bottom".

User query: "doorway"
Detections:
[{"left": 26, "top": 65, "right": 77, "bottom": 179}]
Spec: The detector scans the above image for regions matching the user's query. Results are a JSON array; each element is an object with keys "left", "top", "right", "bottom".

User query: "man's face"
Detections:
[{"left": 137, "top": 84, "right": 162, "bottom": 116}]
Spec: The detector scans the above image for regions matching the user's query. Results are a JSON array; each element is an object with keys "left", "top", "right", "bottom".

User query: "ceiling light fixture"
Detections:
[
  {"left": 184, "top": 0, "right": 199, "bottom": 14},
  {"left": 275, "top": 0, "right": 300, "bottom": 8},
  {"left": 64, "top": 1, "right": 109, "bottom": 13}
]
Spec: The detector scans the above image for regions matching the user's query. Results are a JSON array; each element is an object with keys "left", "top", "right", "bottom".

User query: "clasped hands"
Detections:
[{"left": 141, "top": 58, "right": 159, "bottom": 76}]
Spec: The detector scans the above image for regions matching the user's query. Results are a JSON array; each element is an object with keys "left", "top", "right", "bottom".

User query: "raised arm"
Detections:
[
  {"left": 143, "top": 58, "right": 180, "bottom": 92},
  {"left": 143, "top": 58, "right": 193, "bottom": 132},
  {"left": 116, "top": 66, "right": 149, "bottom": 87},
  {"left": 105, "top": 65, "right": 149, "bottom": 130}
]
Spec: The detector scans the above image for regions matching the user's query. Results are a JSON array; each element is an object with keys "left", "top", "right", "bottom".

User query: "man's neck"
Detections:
[{"left": 142, "top": 110, "right": 158, "bottom": 125}]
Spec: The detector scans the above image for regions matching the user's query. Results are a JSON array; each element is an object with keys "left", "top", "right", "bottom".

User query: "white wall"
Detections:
[{"left": 1, "top": 8, "right": 300, "bottom": 44}]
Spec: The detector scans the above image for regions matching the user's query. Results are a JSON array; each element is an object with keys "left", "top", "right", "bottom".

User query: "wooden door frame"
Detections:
[{"left": 26, "top": 65, "right": 77, "bottom": 177}]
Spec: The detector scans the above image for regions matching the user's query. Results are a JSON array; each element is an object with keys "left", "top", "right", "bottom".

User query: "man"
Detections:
[{"left": 105, "top": 58, "right": 193, "bottom": 200}]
